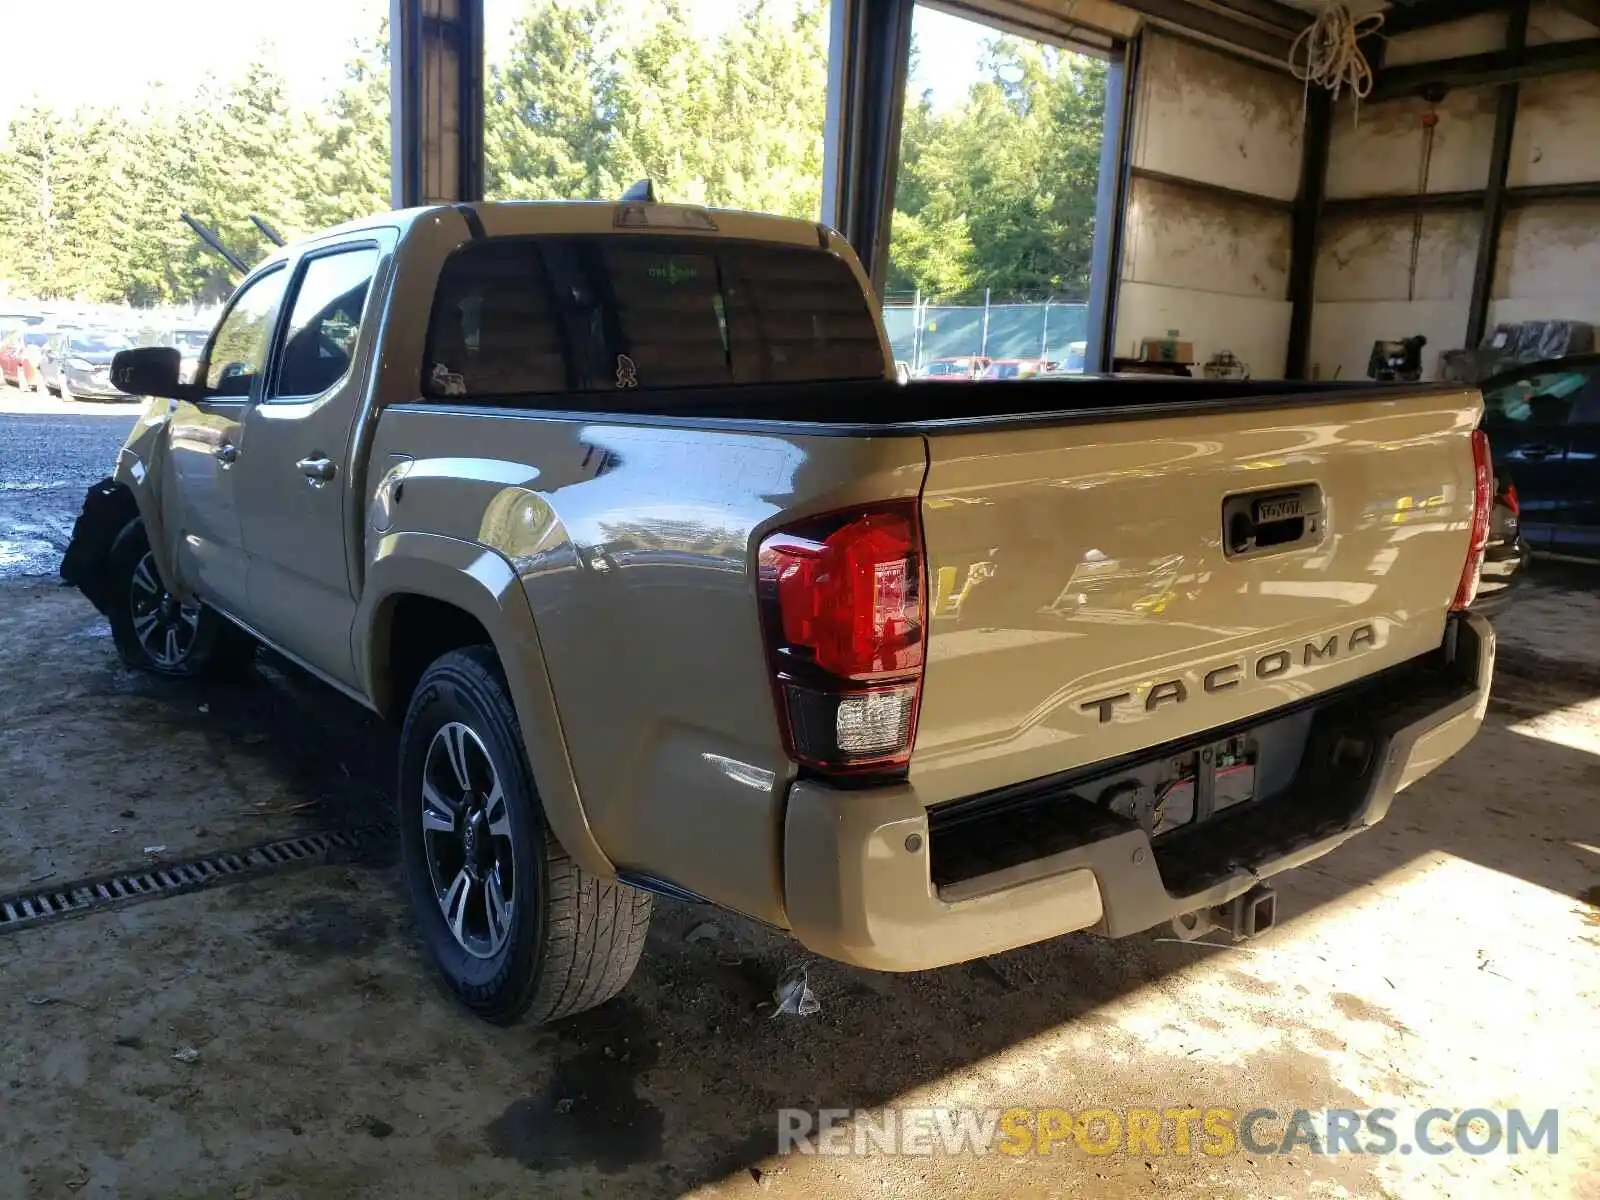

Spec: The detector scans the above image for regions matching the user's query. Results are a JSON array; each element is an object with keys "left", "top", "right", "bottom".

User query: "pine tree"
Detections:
[
  {"left": 301, "top": 29, "right": 393, "bottom": 228},
  {"left": 485, "top": 0, "right": 622, "bottom": 201},
  {"left": 0, "top": 5, "right": 1111, "bottom": 308},
  {"left": 0, "top": 105, "right": 65, "bottom": 298}
]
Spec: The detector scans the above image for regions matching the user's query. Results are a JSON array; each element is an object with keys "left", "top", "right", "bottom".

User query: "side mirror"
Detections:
[{"left": 111, "top": 346, "right": 190, "bottom": 399}]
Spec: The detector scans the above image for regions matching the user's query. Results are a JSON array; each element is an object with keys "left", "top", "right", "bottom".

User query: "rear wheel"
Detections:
[
  {"left": 104, "top": 519, "right": 254, "bottom": 678},
  {"left": 399, "top": 646, "right": 652, "bottom": 1025}
]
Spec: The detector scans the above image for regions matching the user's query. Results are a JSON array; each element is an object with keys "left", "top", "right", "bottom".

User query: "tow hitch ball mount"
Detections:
[{"left": 1170, "top": 884, "right": 1277, "bottom": 942}]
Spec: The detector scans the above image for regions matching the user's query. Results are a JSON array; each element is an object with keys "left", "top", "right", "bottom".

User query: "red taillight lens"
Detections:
[
  {"left": 1452, "top": 428, "right": 1494, "bottom": 611},
  {"left": 1502, "top": 480, "right": 1520, "bottom": 517},
  {"left": 758, "top": 504, "right": 925, "bottom": 775}
]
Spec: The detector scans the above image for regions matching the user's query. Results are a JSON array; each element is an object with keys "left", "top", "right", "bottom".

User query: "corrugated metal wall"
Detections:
[
  {"left": 1310, "top": 1, "right": 1600, "bottom": 380},
  {"left": 1113, "top": 32, "right": 1301, "bottom": 378}
]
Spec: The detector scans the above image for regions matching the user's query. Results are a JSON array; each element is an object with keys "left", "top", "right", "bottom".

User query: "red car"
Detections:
[
  {"left": 980, "top": 358, "right": 1058, "bottom": 380},
  {"left": 919, "top": 356, "right": 990, "bottom": 381},
  {"left": 0, "top": 328, "right": 50, "bottom": 389}
]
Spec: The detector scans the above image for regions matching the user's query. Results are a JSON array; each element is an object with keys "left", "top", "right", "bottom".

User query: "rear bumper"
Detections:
[{"left": 783, "top": 613, "right": 1494, "bottom": 971}]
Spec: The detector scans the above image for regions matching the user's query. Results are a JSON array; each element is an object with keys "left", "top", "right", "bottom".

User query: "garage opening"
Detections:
[{"left": 882, "top": 5, "right": 1110, "bottom": 380}]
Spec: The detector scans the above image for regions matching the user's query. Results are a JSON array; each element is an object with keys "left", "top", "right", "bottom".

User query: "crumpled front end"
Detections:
[{"left": 60, "top": 400, "right": 182, "bottom": 610}]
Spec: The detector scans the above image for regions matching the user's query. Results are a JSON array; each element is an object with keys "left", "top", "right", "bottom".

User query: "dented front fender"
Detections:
[{"left": 111, "top": 399, "right": 189, "bottom": 599}]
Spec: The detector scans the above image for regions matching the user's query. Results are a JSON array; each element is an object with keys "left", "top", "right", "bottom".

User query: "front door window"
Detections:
[{"left": 204, "top": 267, "right": 289, "bottom": 397}]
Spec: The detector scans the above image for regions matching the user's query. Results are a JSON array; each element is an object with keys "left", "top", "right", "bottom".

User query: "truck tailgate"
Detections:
[{"left": 909, "top": 389, "right": 1482, "bottom": 803}]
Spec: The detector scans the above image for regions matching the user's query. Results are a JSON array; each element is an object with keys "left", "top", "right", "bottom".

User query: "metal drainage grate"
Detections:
[{"left": 0, "top": 827, "right": 392, "bottom": 935}]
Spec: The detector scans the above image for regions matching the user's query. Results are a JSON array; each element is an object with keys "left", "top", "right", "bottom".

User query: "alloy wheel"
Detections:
[
  {"left": 128, "top": 551, "right": 200, "bottom": 668},
  {"left": 421, "top": 721, "right": 517, "bottom": 959}
]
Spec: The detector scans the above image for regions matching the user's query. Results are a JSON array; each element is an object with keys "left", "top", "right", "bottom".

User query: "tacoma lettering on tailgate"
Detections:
[{"left": 1078, "top": 624, "right": 1378, "bottom": 724}]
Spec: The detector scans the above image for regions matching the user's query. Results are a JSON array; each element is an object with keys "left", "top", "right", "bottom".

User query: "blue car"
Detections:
[{"left": 1481, "top": 354, "right": 1600, "bottom": 562}]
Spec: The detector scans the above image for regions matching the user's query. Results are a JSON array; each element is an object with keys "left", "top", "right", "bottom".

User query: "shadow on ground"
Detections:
[{"left": 2, "top": 578, "right": 1597, "bottom": 1198}]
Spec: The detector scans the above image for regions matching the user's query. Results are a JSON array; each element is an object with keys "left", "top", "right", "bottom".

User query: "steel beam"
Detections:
[
  {"left": 1466, "top": 0, "right": 1530, "bottom": 350},
  {"left": 1372, "top": 35, "right": 1600, "bottom": 100},
  {"left": 1508, "top": 180, "right": 1600, "bottom": 203},
  {"left": 1322, "top": 179, "right": 1600, "bottom": 217},
  {"left": 1086, "top": 37, "right": 1140, "bottom": 373},
  {"left": 821, "top": 0, "right": 916, "bottom": 294},
  {"left": 1286, "top": 87, "right": 1330, "bottom": 380},
  {"left": 1110, "top": 0, "right": 1302, "bottom": 63},
  {"left": 391, "top": 0, "right": 484, "bottom": 208},
  {"left": 1128, "top": 165, "right": 1294, "bottom": 213},
  {"left": 1375, "top": 0, "right": 1512, "bottom": 38}
]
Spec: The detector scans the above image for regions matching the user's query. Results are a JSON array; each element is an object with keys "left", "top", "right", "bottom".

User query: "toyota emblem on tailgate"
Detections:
[{"left": 1254, "top": 494, "right": 1304, "bottom": 523}]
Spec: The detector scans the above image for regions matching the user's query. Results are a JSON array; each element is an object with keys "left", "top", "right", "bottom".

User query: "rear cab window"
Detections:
[{"left": 423, "top": 235, "right": 886, "bottom": 407}]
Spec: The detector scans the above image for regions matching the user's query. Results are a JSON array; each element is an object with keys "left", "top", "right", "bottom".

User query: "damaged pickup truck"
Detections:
[{"left": 64, "top": 196, "right": 1495, "bottom": 1025}]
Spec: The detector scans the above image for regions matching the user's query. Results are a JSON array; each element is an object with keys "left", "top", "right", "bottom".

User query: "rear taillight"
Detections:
[
  {"left": 1502, "top": 480, "right": 1520, "bottom": 517},
  {"left": 1452, "top": 428, "right": 1494, "bottom": 611},
  {"left": 757, "top": 504, "right": 925, "bottom": 776}
]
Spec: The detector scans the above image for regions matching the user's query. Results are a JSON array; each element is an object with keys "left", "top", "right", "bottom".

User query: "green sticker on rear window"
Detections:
[{"left": 647, "top": 262, "right": 699, "bottom": 285}]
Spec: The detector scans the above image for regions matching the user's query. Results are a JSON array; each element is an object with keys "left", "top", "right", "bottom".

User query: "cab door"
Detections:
[
  {"left": 235, "top": 241, "right": 384, "bottom": 689},
  {"left": 164, "top": 265, "right": 290, "bottom": 615}
]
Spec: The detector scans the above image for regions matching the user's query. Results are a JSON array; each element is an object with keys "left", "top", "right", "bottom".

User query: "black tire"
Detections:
[
  {"left": 398, "top": 646, "right": 652, "bottom": 1025},
  {"left": 104, "top": 519, "right": 255, "bottom": 678}
]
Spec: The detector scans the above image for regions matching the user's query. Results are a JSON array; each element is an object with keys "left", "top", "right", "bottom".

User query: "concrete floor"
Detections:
[{"left": 1, "top": 565, "right": 1598, "bottom": 1198}]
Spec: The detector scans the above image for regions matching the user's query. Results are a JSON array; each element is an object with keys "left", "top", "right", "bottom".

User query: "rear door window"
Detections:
[
  {"left": 423, "top": 235, "right": 883, "bottom": 404},
  {"left": 270, "top": 245, "right": 379, "bottom": 400}
]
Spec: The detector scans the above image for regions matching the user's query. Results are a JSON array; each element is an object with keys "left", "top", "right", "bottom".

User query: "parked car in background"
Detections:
[
  {"left": 920, "top": 355, "right": 990, "bottom": 381},
  {"left": 981, "top": 358, "right": 1057, "bottom": 381},
  {"left": 140, "top": 326, "right": 212, "bottom": 384},
  {"left": 0, "top": 328, "right": 51, "bottom": 389},
  {"left": 39, "top": 331, "right": 135, "bottom": 401},
  {"left": 1480, "top": 354, "right": 1600, "bottom": 560},
  {"left": 0, "top": 311, "right": 45, "bottom": 332}
]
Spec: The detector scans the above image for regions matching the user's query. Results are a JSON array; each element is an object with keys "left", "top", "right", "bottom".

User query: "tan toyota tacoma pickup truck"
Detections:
[{"left": 63, "top": 196, "right": 1495, "bottom": 1027}]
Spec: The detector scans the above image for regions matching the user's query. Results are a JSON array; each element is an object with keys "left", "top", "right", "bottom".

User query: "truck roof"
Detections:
[{"left": 281, "top": 200, "right": 833, "bottom": 258}]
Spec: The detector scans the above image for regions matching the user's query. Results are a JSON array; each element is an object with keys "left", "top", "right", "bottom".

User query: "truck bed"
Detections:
[{"left": 425, "top": 376, "right": 1466, "bottom": 430}]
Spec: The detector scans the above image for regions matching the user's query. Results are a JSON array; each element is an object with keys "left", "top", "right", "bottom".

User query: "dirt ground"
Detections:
[{"left": 1, "top": 570, "right": 1598, "bottom": 1200}]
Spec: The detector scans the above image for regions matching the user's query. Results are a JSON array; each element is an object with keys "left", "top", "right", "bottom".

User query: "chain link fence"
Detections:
[{"left": 882, "top": 294, "right": 1090, "bottom": 372}]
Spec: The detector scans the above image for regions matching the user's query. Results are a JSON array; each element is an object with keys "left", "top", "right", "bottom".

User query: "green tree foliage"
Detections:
[
  {"left": 301, "top": 32, "right": 393, "bottom": 230},
  {"left": 0, "top": 1, "right": 1103, "bottom": 307},
  {"left": 0, "top": 30, "right": 389, "bottom": 306},
  {"left": 485, "top": 0, "right": 829, "bottom": 219},
  {"left": 888, "top": 39, "right": 1107, "bottom": 300},
  {"left": 485, "top": 0, "right": 623, "bottom": 201}
]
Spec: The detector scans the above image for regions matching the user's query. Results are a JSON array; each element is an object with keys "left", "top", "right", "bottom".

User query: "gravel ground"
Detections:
[
  {"left": 0, "top": 395, "right": 140, "bottom": 581},
  {"left": 0, "top": 398, "right": 1597, "bottom": 1198}
]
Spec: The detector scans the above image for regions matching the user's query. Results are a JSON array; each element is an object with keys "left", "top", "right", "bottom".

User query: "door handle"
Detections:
[
  {"left": 1517, "top": 443, "right": 1561, "bottom": 461},
  {"left": 297, "top": 455, "right": 337, "bottom": 485},
  {"left": 215, "top": 443, "right": 238, "bottom": 466},
  {"left": 1222, "top": 484, "right": 1325, "bottom": 557}
]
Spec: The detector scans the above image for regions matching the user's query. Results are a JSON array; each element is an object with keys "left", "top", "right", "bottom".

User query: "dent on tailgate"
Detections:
[{"left": 907, "top": 391, "right": 1483, "bottom": 805}]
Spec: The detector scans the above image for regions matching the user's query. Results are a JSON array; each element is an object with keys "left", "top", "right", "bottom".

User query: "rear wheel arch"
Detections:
[{"left": 358, "top": 535, "right": 614, "bottom": 878}]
